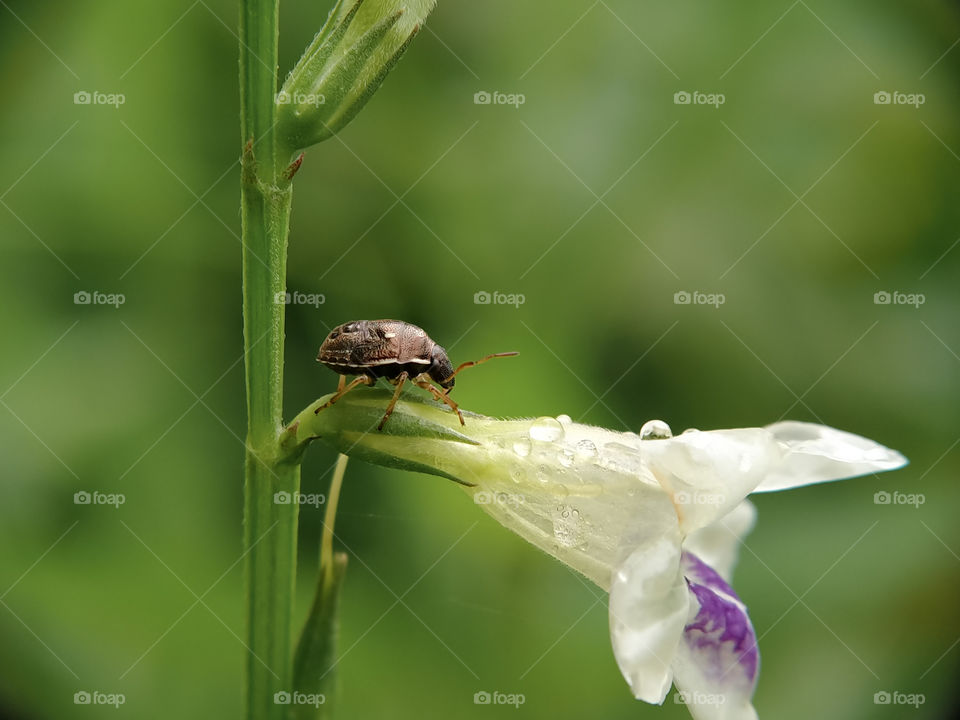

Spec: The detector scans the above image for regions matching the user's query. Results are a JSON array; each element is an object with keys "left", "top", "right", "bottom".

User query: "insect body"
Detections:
[{"left": 314, "top": 319, "right": 517, "bottom": 431}]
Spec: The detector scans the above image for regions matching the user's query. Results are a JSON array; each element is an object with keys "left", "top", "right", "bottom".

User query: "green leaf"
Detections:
[{"left": 291, "top": 552, "right": 348, "bottom": 720}]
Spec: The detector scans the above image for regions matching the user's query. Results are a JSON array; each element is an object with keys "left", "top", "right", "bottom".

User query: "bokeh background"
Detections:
[{"left": 1, "top": 0, "right": 958, "bottom": 717}]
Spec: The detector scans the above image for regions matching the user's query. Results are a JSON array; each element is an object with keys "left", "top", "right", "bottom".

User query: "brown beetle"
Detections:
[{"left": 314, "top": 319, "right": 517, "bottom": 430}]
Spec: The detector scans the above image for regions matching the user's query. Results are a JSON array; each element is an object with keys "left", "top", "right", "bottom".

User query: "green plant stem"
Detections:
[{"left": 240, "top": 2, "right": 299, "bottom": 720}]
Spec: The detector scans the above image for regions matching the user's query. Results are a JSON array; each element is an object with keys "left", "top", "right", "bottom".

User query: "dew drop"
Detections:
[
  {"left": 575, "top": 439, "right": 597, "bottom": 458},
  {"left": 558, "top": 449, "right": 575, "bottom": 467},
  {"left": 552, "top": 503, "right": 584, "bottom": 548},
  {"left": 513, "top": 439, "right": 531, "bottom": 457},
  {"left": 682, "top": 427, "right": 700, "bottom": 435},
  {"left": 529, "top": 416, "right": 565, "bottom": 442},
  {"left": 639, "top": 419, "right": 672, "bottom": 440},
  {"left": 556, "top": 414, "right": 573, "bottom": 427}
]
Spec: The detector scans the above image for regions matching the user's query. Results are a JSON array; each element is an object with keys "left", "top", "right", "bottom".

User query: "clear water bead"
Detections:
[
  {"left": 575, "top": 439, "right": 598, "bottom": 458},
  {"left": 529, "top": 416, "right": 565, "bottom": 442},
  {"left": 639, "top": 419, "right": 672, "bottom": 440},
  {"left": 512, "top": 439, "right": 531, "bottom": 457}
]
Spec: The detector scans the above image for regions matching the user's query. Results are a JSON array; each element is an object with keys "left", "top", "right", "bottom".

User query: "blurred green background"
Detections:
[{"left": 1, "top": 0, "right": 958, "bottom": 717}]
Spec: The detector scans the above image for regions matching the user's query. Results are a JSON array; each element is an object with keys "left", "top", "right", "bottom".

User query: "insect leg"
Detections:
[
  {"left": 314, "top": 375, "right": 374, "bottom": 414},
  {"left": 377, "top": 371, "right": 409, "bottom": 431},
  {"left": 337, "top": 374, "right": 346, "bottom": 393},
  {"left": 413, "top": 378, "right": 465, "bottom": 426}
]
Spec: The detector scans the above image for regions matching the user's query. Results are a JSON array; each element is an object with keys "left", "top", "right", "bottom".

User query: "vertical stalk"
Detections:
[{"left": 240, "top": 2, "right": 299, "bottom": 719}]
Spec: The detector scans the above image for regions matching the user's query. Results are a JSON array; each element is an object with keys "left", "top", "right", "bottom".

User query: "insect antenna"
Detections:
[{"left": 444, "top": 351, "right": 518, "bottom": 390}]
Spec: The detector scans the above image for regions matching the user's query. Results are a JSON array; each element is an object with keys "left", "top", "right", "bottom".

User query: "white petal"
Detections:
[
  {"left": 641, "top": 429, "right": 782, "bottom": 535},
  {"left": 672, "top": 553, "right": 759, "bottom": 720},
  {"left": 754, "top": 421, "right": 908, "bottom": 492},
  {"left": 609, "top": 526, "right": 689, "bottom": 704},
  {"left": 682, "top": 501, "right": 757, "bottom": 583}
]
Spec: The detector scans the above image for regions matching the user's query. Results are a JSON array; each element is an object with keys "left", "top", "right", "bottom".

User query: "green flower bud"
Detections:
[{"left": 277, "top": 0, "right": 436, "bottom": 150}]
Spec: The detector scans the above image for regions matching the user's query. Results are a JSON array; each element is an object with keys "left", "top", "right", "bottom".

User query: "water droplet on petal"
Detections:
[
  {"left": 556, "top": 414, "right": 572, "bottom": 427},
  {"left": 513, "top": 439, "right": 531, "bottom": 457},
  {"left": 682, "top": 427, "right": 700, "bottom": 435},
  {"left": 639, "top": 419, "right": 672, "bottom": 440},
  {"left": 558, "top": 449, "right": 575, "bottom": 467},
  {"left": 552, "top": 503, "right": 584, "bottom": 547},
  {"left": 575, "top": 439, "right": 597, "bottom": 458},
  {"left": 529, "top": 416, "right": 565, "bottom": 442}
]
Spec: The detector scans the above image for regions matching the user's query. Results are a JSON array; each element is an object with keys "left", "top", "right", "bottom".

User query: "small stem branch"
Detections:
[{"left": 321, "top": 454, "right": 349, "bottom": 581}]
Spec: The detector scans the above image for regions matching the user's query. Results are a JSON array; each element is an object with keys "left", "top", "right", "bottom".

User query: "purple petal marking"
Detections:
[{"left": 681, "top": 551, "right": 759, "bottom": 685}]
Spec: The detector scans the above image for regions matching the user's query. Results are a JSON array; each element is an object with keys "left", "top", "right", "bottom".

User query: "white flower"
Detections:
[
  {"left": 458, "top": 418, "right": 906, "bottom": 719},
  {"left": 294, "top": 392, "right": 907, "bottom": 719}
]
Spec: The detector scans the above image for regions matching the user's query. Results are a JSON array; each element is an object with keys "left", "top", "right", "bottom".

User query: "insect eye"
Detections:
[{"left": 329, "top": 330, "right": 339, "bottom": 339}]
